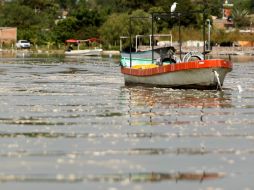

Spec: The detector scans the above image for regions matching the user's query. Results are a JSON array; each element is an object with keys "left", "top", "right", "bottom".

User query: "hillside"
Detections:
[{"left": 0, "top": 0, "right": 253, "bottom": 49}]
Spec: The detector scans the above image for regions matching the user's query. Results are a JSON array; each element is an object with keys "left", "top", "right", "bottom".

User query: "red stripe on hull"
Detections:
[{"left": 121, "top": 59, "right": 232, "bottom": 76}]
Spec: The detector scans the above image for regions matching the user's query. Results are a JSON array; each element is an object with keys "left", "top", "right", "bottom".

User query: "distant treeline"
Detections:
[{"left": 0, "top": 0, "right": 253, "bottom": 49}]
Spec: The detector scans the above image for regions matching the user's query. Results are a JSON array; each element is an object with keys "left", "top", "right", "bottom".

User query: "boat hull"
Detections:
[
  {"left": 65, "top": 49, "right": 103, "bottom": 56},
  {"left": 121, "top": 59, "right": 232, "bottom": 89}
]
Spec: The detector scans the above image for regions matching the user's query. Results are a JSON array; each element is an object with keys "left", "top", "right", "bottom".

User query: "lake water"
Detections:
[{"left": 0, "top": 53, "right": 254, "bottom": 190}]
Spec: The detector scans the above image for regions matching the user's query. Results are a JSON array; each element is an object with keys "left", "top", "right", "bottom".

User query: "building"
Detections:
[
  {"left": 0, "top": 27, "right": 17, "bottom": 46},
  {"left": 223, "top": 0, "right": 233, "bottom": 20},
  {"left": 213, "top": 0, "right": 234, "bottom": 30}
]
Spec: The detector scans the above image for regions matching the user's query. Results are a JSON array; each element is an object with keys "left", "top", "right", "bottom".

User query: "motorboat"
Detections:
[
  {"left": 65, "top": 48, "right": 103, "bottom": 56},
  {"left": 120, "top": 11, "right": 232, "bottom": 90},
  {"left": 64, "top": 38, "right": 102, "bottom": 56}
]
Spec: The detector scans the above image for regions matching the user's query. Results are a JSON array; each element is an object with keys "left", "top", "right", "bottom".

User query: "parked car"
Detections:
[{"left": 16, "top": 40, "right": 31, "bottom": 49}]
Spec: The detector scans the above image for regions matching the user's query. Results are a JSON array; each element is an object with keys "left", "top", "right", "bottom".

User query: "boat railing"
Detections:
[
  {"left": 120, "top": 34, "right": 173, "bottom": 52},
  {"left": 124, "top": 8, "right": 211, "bottom": 67}
]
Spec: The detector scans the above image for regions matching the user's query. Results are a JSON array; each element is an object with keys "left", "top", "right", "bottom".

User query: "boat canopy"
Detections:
[
  {"left": 65, "top": 38, "right": 100, "bottom": 44},
  {"left": 65, "top": 39, "right": 79, "bottom": 43}
]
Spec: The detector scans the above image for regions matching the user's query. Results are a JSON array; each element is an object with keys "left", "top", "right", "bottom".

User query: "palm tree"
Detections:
[{"left": 232, "top": 7, "right": 250, "bottom": 28}]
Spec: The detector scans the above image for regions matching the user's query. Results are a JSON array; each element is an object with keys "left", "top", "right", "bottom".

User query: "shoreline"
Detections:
[
  {"left": 0, "top": 46, "right": 253, "bottom": 56},
  {"left": 183, "top": 46, "right": 254, "bottom": 56}
]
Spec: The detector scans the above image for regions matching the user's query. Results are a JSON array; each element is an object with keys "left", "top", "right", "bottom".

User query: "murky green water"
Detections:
[{"left": 0, "top": 53, "right": 254, "bottom": 190}]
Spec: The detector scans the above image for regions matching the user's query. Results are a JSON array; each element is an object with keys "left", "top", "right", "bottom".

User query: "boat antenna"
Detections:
[
  {"left": 203, "top": 0, "right": 208, "bottom": 60},
  {"left": 129, "top": 17, "right": 132, "bottom": 67}
]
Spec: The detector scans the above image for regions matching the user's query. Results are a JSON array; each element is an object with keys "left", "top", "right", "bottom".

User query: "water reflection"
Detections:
[
  {"left": 124, "top": 86, "right": 232, "bottom": 108},
  {"left": 0, "top": 172, "right": 224, "bottom": 183},
  {"left": 0, "top": 55, "right": 254, "bottom": 189},
  {"left": 1, "top": 144, "right": 254, "bottom": 158},
  {"left": 122, "top": 86, "right": 234, "bottom": 127},
  {"left": 0, "top": 117, "right": 76, "bottom": 126}
]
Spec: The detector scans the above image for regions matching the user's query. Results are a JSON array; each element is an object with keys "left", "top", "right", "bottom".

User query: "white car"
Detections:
[{"left": 16, "top": 40, "right": 31, "bottom": 49}]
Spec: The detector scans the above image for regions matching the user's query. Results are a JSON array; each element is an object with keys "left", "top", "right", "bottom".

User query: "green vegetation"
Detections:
[{"left": 0, "top": 0, "right": 253, "bottom": 49}]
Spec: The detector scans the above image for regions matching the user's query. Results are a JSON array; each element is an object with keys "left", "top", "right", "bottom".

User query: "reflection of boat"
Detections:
[
  {"left": 124, "top": 86, "right": 232, "bottom": 127},
  {"left": 120, "top": 12, "right": 232, "bottom": 90},
  {"left": 125, "top": 86, "right": 232, "bottom": 109},
  {"left": 65, "top": 38, "right": 103, "bottom": 56},
  {"left": 87, "top": 172, "right": 224, "bottom": 183}
]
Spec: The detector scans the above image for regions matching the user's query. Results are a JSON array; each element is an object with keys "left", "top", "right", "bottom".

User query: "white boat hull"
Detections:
[
  {"left": 65, "top": 49, "right": 103, "bottom": 56},
  {"left": 121, "top": 57, "right": 233, "bottom": 90},
  {"left": 121, "top": 58, "right": 232, "bottom": 89},
  {"left": 124, "top": 67, "right": 229, "bottom": 89}
]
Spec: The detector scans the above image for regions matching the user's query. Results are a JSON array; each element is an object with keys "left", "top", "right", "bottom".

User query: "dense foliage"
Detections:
[{"left": 0, "top": 0, "right": 253, "bottom": 48}]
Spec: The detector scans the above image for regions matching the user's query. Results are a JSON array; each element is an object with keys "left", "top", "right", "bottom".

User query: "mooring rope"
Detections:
[{"left": 213, "top": 70, "right": 222, "bottom": 91}]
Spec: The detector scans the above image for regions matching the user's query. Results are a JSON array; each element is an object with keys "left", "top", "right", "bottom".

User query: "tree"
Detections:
[
  {"left": 16, "top": 0, "right": 59, "bottom": 11},
  {"left": 209, "top": 0, "right": 223, "bottom": 18},
  {"left": 252, "top": 0, "right": 254, "bottom": 12},
  {"left": 52, "top": 17, "right": 78, "bottom": 43},
  {"left": 99, "top": 13, "right": 129, "bottom": 48},
  {"left": 232, "top": 7, "right": 250, "bottom": 28},
  {"left": 234, "top": 0, "right": 252, "bottom": 12},
  {"left": 68, "top": 1, "right": 104, "bottom": 39},
  {"left": 56, "top": 0, "right": 78, "bottom": 9},
  {"left": 0, "top": 0, "right": 61, "bottom": 44},
  {"left": 99, "top": 9, "right": 152, "bottom": 49},
  {"left": 0, "top": 3, "right": 38, "bottom": 28}
]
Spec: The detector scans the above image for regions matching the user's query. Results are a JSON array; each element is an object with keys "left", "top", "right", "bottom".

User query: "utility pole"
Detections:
[{"left": 207, "top": 19, "right": 211, "bottom": 51}]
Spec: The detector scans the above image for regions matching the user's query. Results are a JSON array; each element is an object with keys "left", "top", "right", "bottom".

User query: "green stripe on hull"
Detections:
[{"left": 120, "top": 57, "right": 155, "bottom": 67}]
